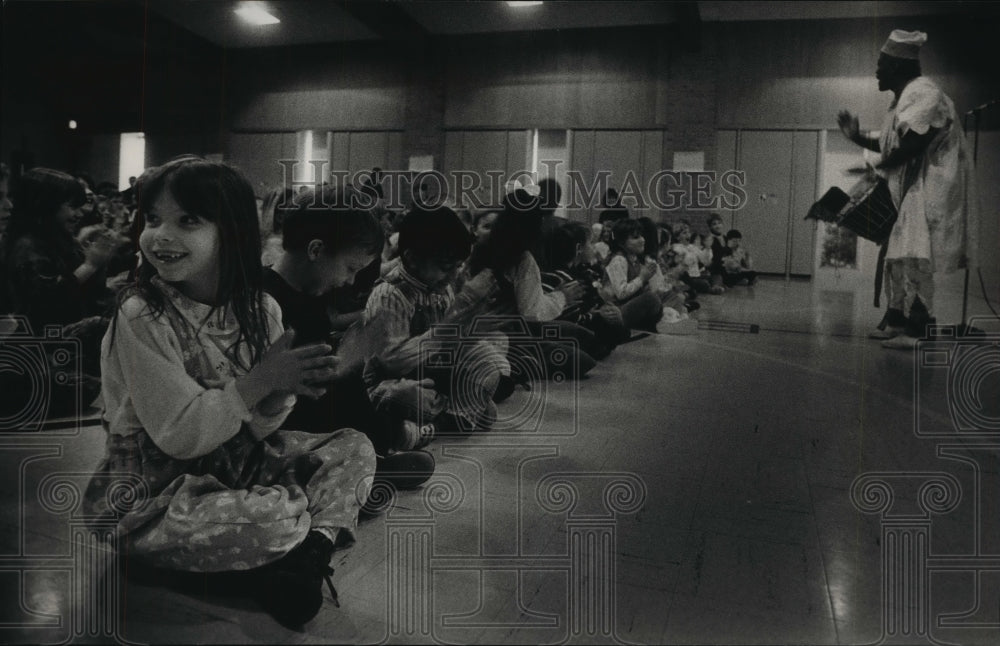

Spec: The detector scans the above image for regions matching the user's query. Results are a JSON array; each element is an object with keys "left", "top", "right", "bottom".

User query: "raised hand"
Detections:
[
  {"left": 639, "top": 258, "right": 657, "bottom": 282},
  {"left": 77, "top": 225, "right": 118, "bottom": 268},
  {"left": 837, "top": 110, "right": 860, "bottom": 141},
  {"left": 447, "top": 270, "right": 499, "bottom": 325}
]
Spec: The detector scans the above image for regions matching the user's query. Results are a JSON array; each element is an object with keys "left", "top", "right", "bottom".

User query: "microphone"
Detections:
[{"left": 966, "top": 99, "right": 1000, "bottom": 115}]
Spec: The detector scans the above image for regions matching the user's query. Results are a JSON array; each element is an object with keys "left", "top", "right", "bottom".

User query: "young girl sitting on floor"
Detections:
[
  {"left": 601, "top": 218, "right": 664, "bottom": 331},
  {"left": 464, "top": 190, "right": 597, "bottom": 380},
  {"left": 541, "top": 220, "right": 629, "bottom": 358},
  {"left": 85, "top": 156, "right": 376, "bottom": 629},
  {"left": 671, "top": 219, "right": 721, "bottom": 295},
  {"left": 637, "top": 216, "right": 693, "bottom": 320},
  {"left": 4, "top": 168, "right": 119, "bottom": 412},
  {"left": 470, "top": 209, "right": 499, "bottom": 246},
  {"left": 721, "top": 228, "right": 758, "bottom": 286}
]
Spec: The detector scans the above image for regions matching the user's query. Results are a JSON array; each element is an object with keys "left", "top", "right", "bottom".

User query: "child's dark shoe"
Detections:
[
  {"left": 375, "top": 450, "right": 435, "bottom": 491},
  {"left": 252, "top": 530, "right": 338, "bottom": 628}
]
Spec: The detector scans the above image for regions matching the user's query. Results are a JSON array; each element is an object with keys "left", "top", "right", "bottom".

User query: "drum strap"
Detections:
[{"left": 873, "top": 242, "right": 889, "bottom": 307}]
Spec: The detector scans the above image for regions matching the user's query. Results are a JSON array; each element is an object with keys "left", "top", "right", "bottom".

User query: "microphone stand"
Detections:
[{"left": 962, "top": 99, "right": 996, "bottom": 332}]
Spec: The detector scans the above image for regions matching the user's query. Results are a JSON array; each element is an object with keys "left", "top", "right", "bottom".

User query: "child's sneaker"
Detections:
[{"left": 657, "top": 317, "right": 699, "bottom": 336}]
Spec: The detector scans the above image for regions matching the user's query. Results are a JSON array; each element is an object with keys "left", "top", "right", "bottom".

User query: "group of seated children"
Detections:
[
  {"left": 1, "top": 157, "right": 757, "bottom": 631},
  {"left": 656, "top": 214, "right": 756, "bottom": 296},
  {"left": 585, "top": 212, "right": 756, "bottom": 333},
  {"left": 0, "top": 166, "right": 141, "bottom": 418},
  {"left": 75, "top": 162, "right": 622, "bottom": 630}
]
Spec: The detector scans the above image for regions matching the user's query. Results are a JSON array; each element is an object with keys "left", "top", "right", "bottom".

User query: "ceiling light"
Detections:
[
  {"left": 235, "top": 3, "right": 280, "bottom": 26},
  {"left": 507, "top": 1, "right": 543, "bottom": 7}
]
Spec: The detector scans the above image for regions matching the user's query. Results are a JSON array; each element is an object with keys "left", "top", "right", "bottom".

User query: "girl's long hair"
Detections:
[
  {"left": 609, "top": 218, "right": 644, "bottom": 255},
  {"left": 467, "top": 189, "right": 543, "bottom": 278},
  {"left": 636, "top": 216, "right": 660, "bottom": 259},
  {"left": 115, "top": 156, "right": 268, "bottom": 370},
  {"left": 5, "top": 167, "right": 86, "bottom": 264},
  {"left": 547, "top": 220, "right": 589, "bottom": 270}
]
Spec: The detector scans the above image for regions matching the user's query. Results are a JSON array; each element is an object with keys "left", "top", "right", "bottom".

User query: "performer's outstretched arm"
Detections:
[
  {"left": 875, "top": 127, "right": 940, "bottom": 170},
  {"left": 837, "top": 110, "right": 881, "bottom": 152}
]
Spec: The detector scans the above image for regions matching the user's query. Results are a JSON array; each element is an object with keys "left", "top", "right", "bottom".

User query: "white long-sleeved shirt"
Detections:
[
  {"left": 504, "top": 251, "right": 565, "bottom": 321},
  {"left": 671, "top": 242, "right": 712, "bottom": 278},
  {"left": 603, "top": 253, "right": 667, "bottom": 303},
  {"left": 100, "top": 283, "right": 295, "bottom": 460}
]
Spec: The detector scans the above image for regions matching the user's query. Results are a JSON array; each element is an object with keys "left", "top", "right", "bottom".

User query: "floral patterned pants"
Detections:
[{"left": 87, "top": 428, "right": 375, "bottom": 572}]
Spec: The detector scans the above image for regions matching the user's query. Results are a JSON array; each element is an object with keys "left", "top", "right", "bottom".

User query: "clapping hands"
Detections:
[
  {"left": 256, "top": 329, "right": 340, "bottom": 399},
  {"left": 639, "top": 258, "right": 658, "bottom": 282},
  {"left": 77, "top": 225, "right": 118, "bottom": 268}
]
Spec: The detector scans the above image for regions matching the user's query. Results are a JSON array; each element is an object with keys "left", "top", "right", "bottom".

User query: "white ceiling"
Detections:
[{"left": 145, "top": 1, "right": 972, "bottom": 49}]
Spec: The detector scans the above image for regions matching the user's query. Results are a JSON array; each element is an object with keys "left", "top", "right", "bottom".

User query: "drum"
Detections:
[
  {"left": 806, "top": 175, "right": 897, "bottom": 244},
  {"left": 837, "top": 175, "right": 897, "bottom": 243}
]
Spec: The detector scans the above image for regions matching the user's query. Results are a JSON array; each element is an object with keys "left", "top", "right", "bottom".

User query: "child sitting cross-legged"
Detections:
[
  {"left": 705, "top": 213, "right": 729, "bottom": 292},
  {"left": 636, "top": 216, "right": 694, "bottom": 321},
  {"left": 362, "top": 205, "right": 508, "bottom": 446},
  {"left": 541, "top": 220, "right": 629, "bottom": 359},
  {"left": 461, "top": 190, "right": 598, "bottom": 387},
  {"left": 84, "top": 157, "right": 375, "bottom": 629},
  {"left": 262, "top": 185, "right": 436, "bottom": 494},
  {"left": 671, "top": 219, "right": 721, "bottom": 295},
  {"left": 601, "top": 218, "right": 665, "bottom": 332},
  {"left": 656, "top": 226, "right": 701, "bottom": 314},
  {"left": 721, "top": 229, "right": 758, "bottom": 286}
]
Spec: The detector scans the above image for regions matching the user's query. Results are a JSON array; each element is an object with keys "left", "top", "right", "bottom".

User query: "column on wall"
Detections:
[
  {"left": 403, "top": 43, "right": 447, "bottom": 174},
  {"left": 568, "top": 130, "right": 666, "bottom": 224},
  {"left": 656, "top": 24, "right": 718, "bottom": 205}
]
